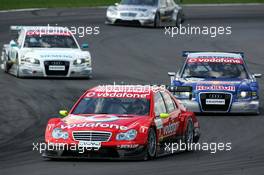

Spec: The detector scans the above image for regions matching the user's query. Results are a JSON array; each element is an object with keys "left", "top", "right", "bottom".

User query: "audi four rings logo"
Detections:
[{"left": 209, "top": 94, "right": 223, "bottom": 99}]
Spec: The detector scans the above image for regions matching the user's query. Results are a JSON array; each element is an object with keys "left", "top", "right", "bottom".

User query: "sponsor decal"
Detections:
[
  {"left": 206, "top": 99, "right": 225, "bottom": 105},
  {"left": 85, "top": 115, "right": 119, "bottom": 122},
  {"left": 155, "top": 119, "right": 163, "bottom": 129},
  {"left": 140, "top": 126, "right": 148, "bottom": 133},
  {"left": 117, "top": 144, "right": 139, "bottom": 149},
  {"left": 85, "top": 91, "right": 149, "bottom": 99},
  {"left": 40, "top": 55, "right": 73, "bottom": 58},
  {"left": 196, "top": 85, "right": 235, "bottom": 91},
  {"left": 61, "top": 122, "right": 128, "bottom": 131},
  {"left": 188, "top": 57, "right": 243, "bottom": 64},
  {"left": 197, "top": 81, "right": 240, "bottom": 85},
  {"left": 163, "top": 122, "right": 179, "bottom": 135},
  {"left": 26, "top": 30, "right": 71, "bottom": 36}
]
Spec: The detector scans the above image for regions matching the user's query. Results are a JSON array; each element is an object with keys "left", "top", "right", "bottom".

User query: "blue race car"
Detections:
[{"left": 168, "top": 51, "right": 262, "bottom": 114}]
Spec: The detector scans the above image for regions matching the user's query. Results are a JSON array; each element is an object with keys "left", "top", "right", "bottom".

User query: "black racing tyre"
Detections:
[
  {"left": 154, "top": 13, "right": 161, "bottom": 28},
  {"left": 145, "top": 127, "right": 157, "bottom": 160},
  {"left": 183, "top": 120, "right": 194, "bottom": 152},
  {"left": 176, "top": 11, "right": 183, "bottom": 28}
]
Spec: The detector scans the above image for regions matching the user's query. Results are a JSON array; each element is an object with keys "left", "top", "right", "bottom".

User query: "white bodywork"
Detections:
[
  {"left": 106, "top": 0, "right": 183, "bottom": 27},
  {"left": 1, "top": 26, "right": 92, "bottom": 78}
]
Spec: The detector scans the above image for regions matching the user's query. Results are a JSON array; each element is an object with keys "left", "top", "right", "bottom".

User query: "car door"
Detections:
[
  {"left": 160, "top": 91, "right": 181, "bottom": 141},
  {"left": 165, "top": 0, "right": 175, "bottom": 22},
  {"left": 154, "top": 91, "right": 171, "bottom": 141},
  {"left": 158, "top": 0, "right": 170, "bottom": 22},
  {"left": 9, "top": 30, "right": 24, "bottom": 73}
]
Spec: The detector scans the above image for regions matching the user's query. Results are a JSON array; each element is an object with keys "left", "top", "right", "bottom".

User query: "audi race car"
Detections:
[
  {"left": 106, "top": 0, "right": 184, "bottom": 27},
  {"left": 43, "top": 85, "right": 200, "bottom": 160},
  {"left": 1, "top": 26, "right": 92, "bottom": 78},
  {"left": 168, "top": 51, "right": 262, "bottom": 114}
]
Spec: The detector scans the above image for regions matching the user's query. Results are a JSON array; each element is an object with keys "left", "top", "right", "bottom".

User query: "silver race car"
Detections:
[
  {"left": 1, "top": 26, "right": 92, "bottom": 78},
  {"left": 106, "top": 0, "right": 184, "bottom": 27}
]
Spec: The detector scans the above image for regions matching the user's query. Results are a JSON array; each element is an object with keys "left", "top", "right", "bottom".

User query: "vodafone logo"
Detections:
[
  {"left": 188, "top": 57, "right": 243, "bottom": 64},
  {"left": 86, "top": 92, "right": 96, "bottom": 98},
  {"left": 86, "top": 115, "right": 119, "bottom": 122}
]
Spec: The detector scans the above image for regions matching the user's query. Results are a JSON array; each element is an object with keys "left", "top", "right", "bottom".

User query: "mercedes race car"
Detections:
[
  {"left": 1, "top": 26, "right": 92, "bottom": 78},
  {"left": 106, "top": 0, "right": 184, "bottom": 27},
  {"left": 43, "top": 85, "right": 200, "bottom": 160},
  {"left": 168, "top": 51, "right": 262, "bottom": 114}
]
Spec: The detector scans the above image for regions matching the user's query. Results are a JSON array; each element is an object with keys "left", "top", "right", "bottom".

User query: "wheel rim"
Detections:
[
  {"left": 176, "top": 14, "right": 182, "bottom": 26},
  {"left": 186, "top": 122, "right": 193, "bottom": 144},
  {"left": 148, "top": 130, "right": 156, "bottom": 157}
]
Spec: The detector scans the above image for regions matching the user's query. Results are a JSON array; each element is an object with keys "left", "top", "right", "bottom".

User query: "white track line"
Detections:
[{"left": 0, "top": 8, "right": 45, "bottom": 13}]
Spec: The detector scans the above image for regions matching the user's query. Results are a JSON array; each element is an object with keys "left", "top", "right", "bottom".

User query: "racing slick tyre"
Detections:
[
  {"left": 144, "top": 127, "right": 157, "bottom": 160},
  {"left": 154, "top": 13, "right": 161, "bottom": 28},
  {"left": 16, "top": 65, "right": 20, "bottom": 78},
  {"left": 183, "top": 120, "right": 194, "bottom": 152},
  {"left": 176, "top": 11, "right": 183, "bottom": 28}
]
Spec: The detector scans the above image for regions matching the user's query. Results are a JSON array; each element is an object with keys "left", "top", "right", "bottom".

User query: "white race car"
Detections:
[
  {"left": 106, "top": 0, "right": 184, "bottom": 27},
  {"left": 1, "top": 26, "right": 92, "bottom": 78}
]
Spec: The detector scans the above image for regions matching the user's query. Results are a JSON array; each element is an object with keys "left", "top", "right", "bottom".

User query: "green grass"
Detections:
[{"left": 0, "top": 0, "right": 264, "bottom": 10}]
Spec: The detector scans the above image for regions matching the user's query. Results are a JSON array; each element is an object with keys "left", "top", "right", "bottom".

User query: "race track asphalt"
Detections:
[{"left": 0, "top": 5, "right": 264, "bottom": 175}]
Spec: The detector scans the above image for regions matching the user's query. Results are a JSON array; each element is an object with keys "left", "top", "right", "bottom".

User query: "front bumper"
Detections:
[
  {"left": 180, "top": 100, "right": 260, "bottom": 114},
  {"left": 18, "top": 64, "right": 92, "bottom": 78},
  {"left": 42, "top": 145, "right": 146, "bottom": 160},
  {"left": 106, "top": 15, "right": 155, "bottom": 26}
]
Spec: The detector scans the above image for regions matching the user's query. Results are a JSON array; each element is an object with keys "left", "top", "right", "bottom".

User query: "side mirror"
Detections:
[
  {"left": 160, "top": 113, "right": 170, "bottom": 119},
  {"left": 115, "top": 3, "right": 119, "bottom": 6},
  {"left": 81, "top": 43, "right": 89, "bottom": 49},
  {"left": 10, "top": 40, "right": 18, "bottom": 47},
  {"left": 168, "top": 72, "right": 176, "bottom": 76},
  {"left": 167, "top": 86, "right": 193, "bottom": 100},
  {"left": 253, "top": 73, "right": 262, "bottom": 78},
  {"left": 59, "top": 110, "right": 69, "bottom": 118},
  {"left": 168, "top": 72, "right": 176, "bottom": 84}
]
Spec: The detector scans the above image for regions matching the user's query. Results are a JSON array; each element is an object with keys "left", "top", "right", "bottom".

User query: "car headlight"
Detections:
[
  {"left": 107, "top": 7, "right": 118, "bottom": 17},
  {"left": 22, "top": 57, "right": 40, "bottom": 64},
  {"left": 73, "top": 58, "right": 91, "bottom": 66},
  {"left": 238, "top": 91, "right": 252, "bottom": 99},
  {"left": 175, "top": 92, "right": 192, "bottom": 100},
  {"left": 116, "top": 129, "right": 137, "bottom": 141},
  {"left": 52, "top": 128, "right": 69, "bottom": 139}
]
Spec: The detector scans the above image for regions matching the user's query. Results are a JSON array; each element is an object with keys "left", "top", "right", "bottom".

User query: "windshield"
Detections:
[
  {"left": 182, "top": 62, "right": 249, "bottom": 79},
  {"left": 24, "top": 33, "right": 78, "bottom": 48},
  {"left": 72, "top": 97, "right": 150, "bottom": 116},
  {"left": 120, "top": 0, "right": 158, "bottom": 6}
]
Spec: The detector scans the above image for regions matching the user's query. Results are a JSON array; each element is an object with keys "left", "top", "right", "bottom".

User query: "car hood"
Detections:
[
  {"left": 116, "top": 4, "right": 156, "bottom": 12},
  {"left": 21, "top": 48, "right": 89, "bottom": 61},
  {"left": 175, "top": 78, "right": 254, "bottom": 93},
  {"left": 58, "top": 114, "right": 151, "bottom": 132}
]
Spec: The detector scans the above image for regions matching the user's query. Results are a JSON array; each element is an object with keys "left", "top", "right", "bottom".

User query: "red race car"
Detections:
[{"left": 43, "top": 85, "right": 200, "bottom": 160}]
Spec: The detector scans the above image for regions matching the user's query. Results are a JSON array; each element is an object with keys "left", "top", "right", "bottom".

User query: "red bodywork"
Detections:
[{"left": 45, "top": 85, "right": 200, "bottom": 158}]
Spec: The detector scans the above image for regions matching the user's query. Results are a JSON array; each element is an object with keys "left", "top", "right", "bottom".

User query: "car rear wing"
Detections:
[
  {"left": 182, "top": 51, "right": 245, "bottom": 59},
  {"left": 10, "top": 26, "right": 27, "bottom": 39},
  {"left": 10, "top": 26, "right": 25, "bottom": 31}
]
